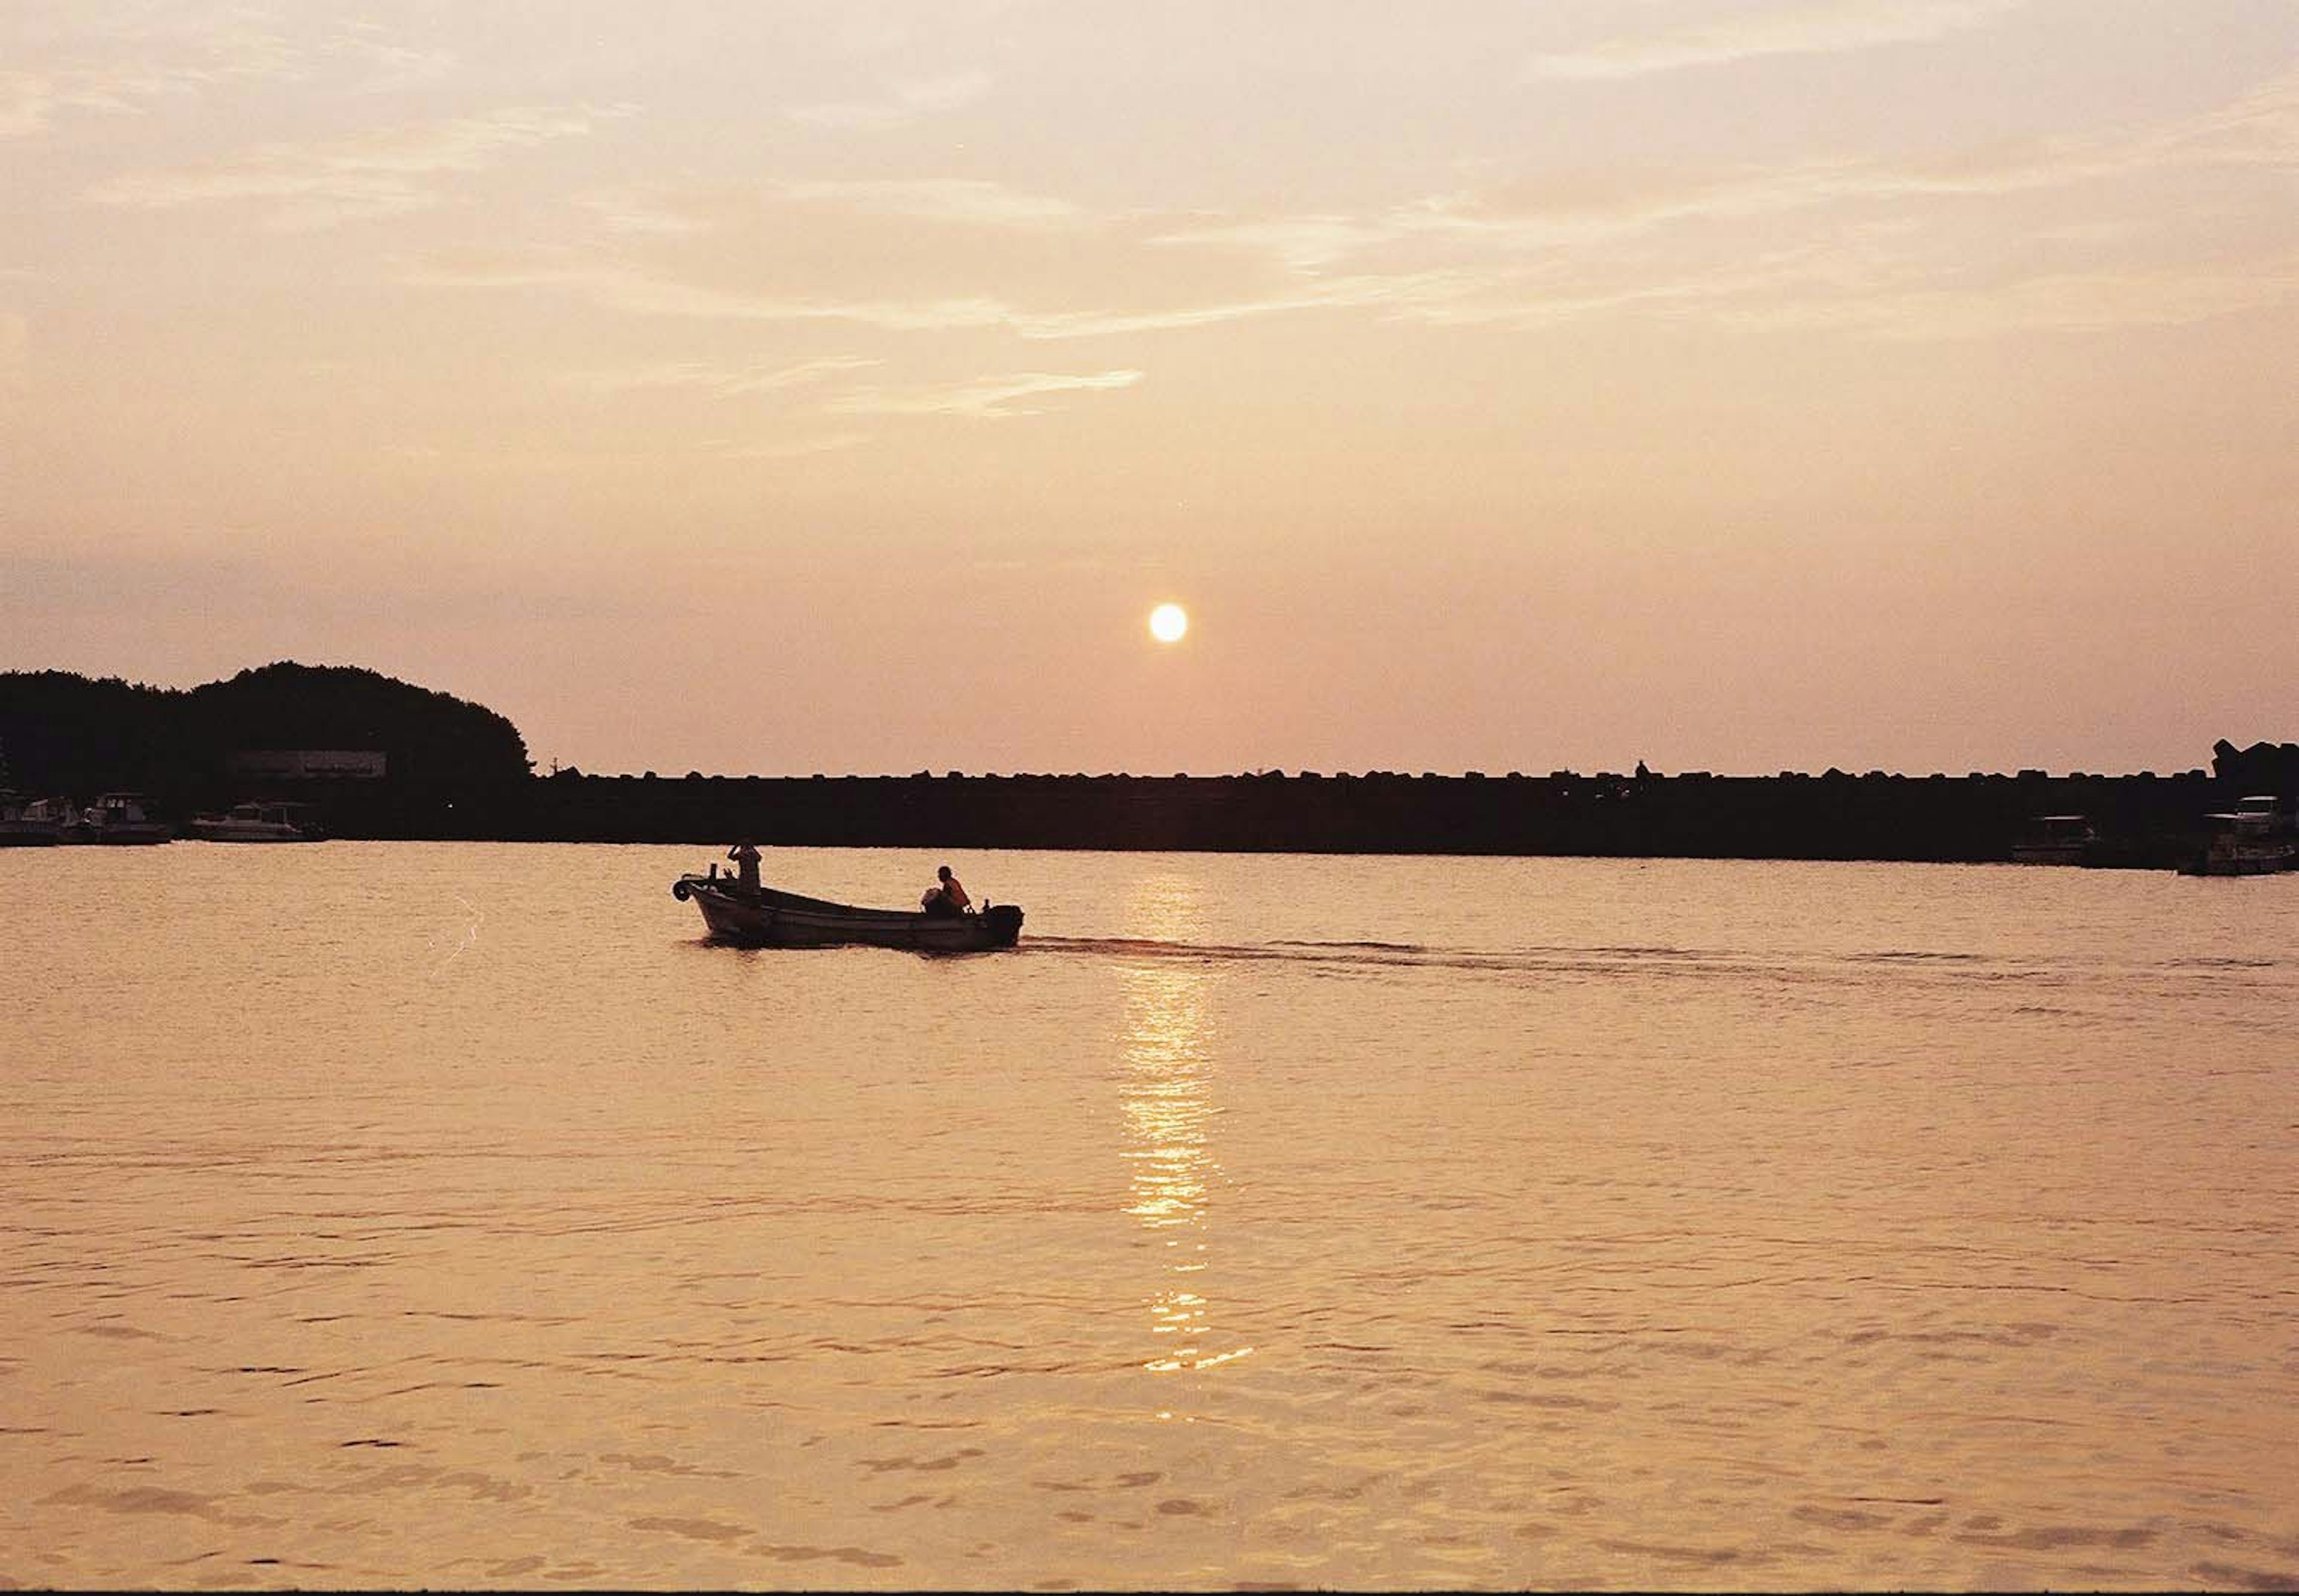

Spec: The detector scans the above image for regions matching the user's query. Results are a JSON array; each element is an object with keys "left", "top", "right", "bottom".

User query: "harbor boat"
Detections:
[
  {"left": 0, "top": 791, "right": 60, "bottom": 846},
  {"left": 672, "top": 871, "right": 1024, "bottom": 951},
  {"left": 81, "top": 792, "right": 173, "bottom": 845},
  {"left": 190, "top": 800, "right": 325, "bottom": 842},
  {"left": 20, "top": 797, "right": 93, "bottom": 843},
  {"left": 2010, "top": 814, "right": 2097, "bottom": 865},
  {"left": 2177, "top": 797, "right": 2295, "bottom": 877}
]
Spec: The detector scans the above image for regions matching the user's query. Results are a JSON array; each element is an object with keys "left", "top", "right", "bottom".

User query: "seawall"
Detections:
[{"left": 384, "top": 767, "right": 2249, "bottom": 866}]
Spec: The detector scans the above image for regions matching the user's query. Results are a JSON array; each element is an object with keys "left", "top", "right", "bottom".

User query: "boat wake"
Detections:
[
  {"left": 1019, "top": 934, "right": 2271, "bottom": 1000},
  {"left": 1023, "top": 933, "right": 1762, "bottom": 981}
]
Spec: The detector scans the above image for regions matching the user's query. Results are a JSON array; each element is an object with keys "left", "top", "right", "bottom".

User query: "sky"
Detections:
[{"left": 2, "top": 1, "right": 2294, "bottom": 778}]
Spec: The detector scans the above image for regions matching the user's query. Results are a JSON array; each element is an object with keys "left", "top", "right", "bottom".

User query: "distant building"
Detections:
[{"left": 229, "top": 749, "right": 388, "bottom": 781}]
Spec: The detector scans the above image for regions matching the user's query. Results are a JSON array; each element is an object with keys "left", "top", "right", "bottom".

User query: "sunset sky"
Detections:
[{"left": 3, "top": 1, "right": 2293, "bottom": 778}]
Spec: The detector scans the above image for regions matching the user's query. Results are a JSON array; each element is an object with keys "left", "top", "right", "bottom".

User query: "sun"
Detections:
[{"left": 1148, "top": 602, "right": 1189, "bottom": 644}]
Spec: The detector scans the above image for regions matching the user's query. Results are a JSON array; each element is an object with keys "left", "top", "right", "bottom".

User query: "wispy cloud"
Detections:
[
  {"left": 827, "top": 369, "right": 1144, "bottom": 419},
  {"left": 569, "top": 356, "right": 882, "bottom": 398},
  {"left": 401, "top": 65, "right": 2295, "bottom": 355},
  {"left": 578, "top": 190, "right": 715, "bottom": 237},
  {"left": 0, "top": 17, "right": 350, "bottom": 138},
  {"left": 405, "top": 253, "right": 1455, "bottom": 340},
  {"left": 1739, "top": 254, "right": 2299, "bottom": 338},
  {"left": 87, "top": 105, "right": 604, "bottom": 228},
  {"left": 329, "top": 24, "right": 458, "bottom": 95},
  {"left": 0, "top": 73, "right": 52, "bottom": 138},
  {"left": 771, "top": 177, "right": 1087, "bottom": 227},
  {"left": 1158, "top": 67, "right": 2299, "bottom": 289},
  {"left": 407, "top": 260, "right": 1024, "bottom": 332},
  {"left": 787, "top": 71, "right": 990, "bottom": 131},
  {"left": 718, "top": 431, "right": 872, "bottom": 460},
  {"left": 1528, "top": 0, "right": 2027, "bottom": 80}
]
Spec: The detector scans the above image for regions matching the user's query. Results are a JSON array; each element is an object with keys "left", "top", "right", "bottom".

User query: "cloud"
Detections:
[
  {"left": 326, "top": 25, "right": 459, "bottom": 95},
  {"left": 1739, "top": 255, "right": 2299, "bottom": 338},
  {"left": 718, "top": 432, "right": 872, "bottom": 460},
  {"left": 1528, "top": 0, "right": 2027, "bottom": 80},
  {"left": 0, "top": 72, "right": 56, "bottom": 138},
  {"left": 405, "top": 251, "right": 1456, "bottom": 340},
  {"left": 0, "top": 18, "right": 317, "bottom": 138},
  {"left": 827, "top": 369, "right": 1144, "bottom": 419},
  {"left": 86, "top": 105, "right": 603, "bottom": 228},
  {"left": 401, "top": 65, "right": 2297, "bottom": 354},
  {"left": 770, "top": 178, "right": 1087, "bottom": 227},
  {"left": 1148, "top": 215, "right": 1387, "bottom": 271},
  {"left": 571, "top": 177, "right": 1086, "bottom": 241},
  {"left": 578, "top": 190, "right": 715, "bottom": 237},
  {"left": 787, "top": 71, "right": 990, "bottom": 131},
  {"left": 569, "top": 356, "right": 882, "bottom": 398},
  {"left": 1173, "top": 69, "right": 2298, "bottom": 272}
]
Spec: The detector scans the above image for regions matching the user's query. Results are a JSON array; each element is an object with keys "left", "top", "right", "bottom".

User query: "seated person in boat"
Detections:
[
  {"left": 726, "top": 838, "right": 762, "bottom": 896},
  {"left": 921, "top": 864, "right": 971, "bottom": 917}
]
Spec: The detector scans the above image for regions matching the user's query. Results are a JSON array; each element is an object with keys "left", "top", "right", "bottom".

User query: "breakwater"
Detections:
[{"left": 430, "top": 765, "right": 2248, "bottom": 866}]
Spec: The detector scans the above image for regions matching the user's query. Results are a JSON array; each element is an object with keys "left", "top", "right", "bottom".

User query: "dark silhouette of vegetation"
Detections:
[
  {"left": 0, "top": 671, "right": 195, "bottom": 799},
  {"left": 0, "top": 662, "right": 528, "bottom": 833}
]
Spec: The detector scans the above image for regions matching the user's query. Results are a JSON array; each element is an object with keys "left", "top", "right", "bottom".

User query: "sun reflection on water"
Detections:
[{"left": 1118, "top": 875, "right": 1251, "bottom": 1377}]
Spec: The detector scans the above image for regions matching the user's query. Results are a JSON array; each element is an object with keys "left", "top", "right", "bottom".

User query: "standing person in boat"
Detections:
[
  {"left": 727, "top": 838, "right": 762, "bottom": 897},
  {"left": 921, "top": 864, "right": 970, "bottom": 917}
]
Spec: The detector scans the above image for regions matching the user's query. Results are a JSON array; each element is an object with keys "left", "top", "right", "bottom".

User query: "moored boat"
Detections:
[
  {"left": 82, "top": 792, "right": 172, "bottom": 845},
  {"left": 0, "top": 791, "right": 60, "bottom": 846},
  {"left": 672, "top": 872, "right": 1024, "bottom": 950},
  {"left": 2177, "top": 797, "right": 2295, "bottom": 876},
  {"left": 2010, "top": 814, "right": 2097, "bottom": 865},
  {"left": 17, "top": 797, "right": 90, "bottom": 843},
  {"left": 190, "top": 800, "right": 325, "bottom": 842}
]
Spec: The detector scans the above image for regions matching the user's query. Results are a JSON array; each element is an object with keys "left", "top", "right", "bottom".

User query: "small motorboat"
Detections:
[
  {"left": 81, "top": 792, "right": 172, "bottom": 845},
  {"left": 2010, "top": 814, "right": 2097, "bottom": 865},
  {"left": 16, "top": 797, "right": 89, "bottom": 843},
  {"left": 2178, "top": 797, "right": 2295, "bottom": 876},
  {"left": 0, "top": 791, "right": 60, "bottom": 846},
  {"left": 672, "top": 872, "right": 1024, "bottom": 950},
  {"left": 190, "top": 800, "right": 326, "bottom": 842}
]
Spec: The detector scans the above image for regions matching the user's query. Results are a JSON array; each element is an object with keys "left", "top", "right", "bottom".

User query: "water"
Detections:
[{"left": 4, "top": 843, "right": 2296, "bottom": 1590}]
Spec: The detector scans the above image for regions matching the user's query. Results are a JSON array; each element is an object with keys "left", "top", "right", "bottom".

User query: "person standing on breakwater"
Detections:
[
  {"left": 727, "top": 838, "right": 762, "bottom": 896},
  {"left": 921, "top": 864, "right": 970, "bottom": 917}
]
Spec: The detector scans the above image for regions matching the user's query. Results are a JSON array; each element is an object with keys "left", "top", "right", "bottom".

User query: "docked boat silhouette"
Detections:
[
  {"left": 2010, "top": 814, "right": 2097, "bottom": 865},
  {"left": 82, "top": 793, "right": 172, "bottom": 845},
  {"left": 2177, "top": 797, "right": 2295, "bottom": 876},
  {"left": 0, "top": 791, "right": 60, "bottom": 846},
  {"left": 672, "top": 872, "right": 1024, "bottom": 950},
  {"left": 190, "top": 800, "right": 326, "bottom": 842}
]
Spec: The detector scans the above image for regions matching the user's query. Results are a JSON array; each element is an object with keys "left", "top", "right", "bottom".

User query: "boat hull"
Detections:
[
  {"left": 86, "top": 824, "right": 173, "bottom": 845},
  {"left": 2177, "top": 849, "right": 2294, "bottom": 876},
  {"left": 190, "top": 821, "right": 323, "bottom": 842},
  {"left": 675, "top": 875, "right": 1023, "bottom": 950}
]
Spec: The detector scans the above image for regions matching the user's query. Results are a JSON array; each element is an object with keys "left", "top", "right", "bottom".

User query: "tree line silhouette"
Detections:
[{"left": 0, "top": 662, "right": 529, "bottom": 831}]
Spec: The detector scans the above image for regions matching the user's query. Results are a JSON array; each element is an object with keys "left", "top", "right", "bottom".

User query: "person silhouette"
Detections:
[
  {"left": 921, "top": 864, "right": 970, "bottom": 917},
  {"left": 727, "top": 838, "right": 762, "bottom": 896}
]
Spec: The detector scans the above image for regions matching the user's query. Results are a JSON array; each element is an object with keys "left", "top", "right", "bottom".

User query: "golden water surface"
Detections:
[{"left": 4, "top": 844, "right": 2296, "bottom": 1589}]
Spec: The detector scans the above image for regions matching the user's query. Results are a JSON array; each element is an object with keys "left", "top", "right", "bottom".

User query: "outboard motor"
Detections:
[{"left": 982, "top": 903, "right": 1025, "bottom": 946}]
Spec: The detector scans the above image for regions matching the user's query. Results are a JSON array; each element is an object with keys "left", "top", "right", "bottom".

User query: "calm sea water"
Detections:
[{"left": 3, "top": 843, "right": 2295, "bottom": 1591}]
